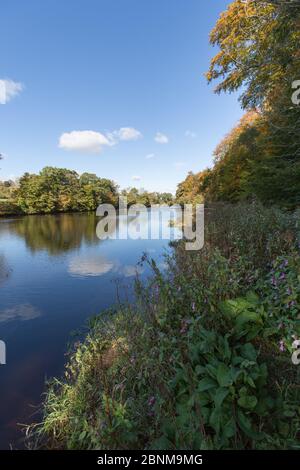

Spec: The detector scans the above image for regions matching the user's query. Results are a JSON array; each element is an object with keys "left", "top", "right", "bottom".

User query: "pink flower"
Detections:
[
  {"left": 279, "top": 340, "right": 286, "bottom": 352},
  {"left": 148, "top": 396, "right": 156, "bottom": 407}
]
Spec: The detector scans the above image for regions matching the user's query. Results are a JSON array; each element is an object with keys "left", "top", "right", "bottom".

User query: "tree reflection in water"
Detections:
[
  {"left": 7, "top": 213, "right": 100, "bottom": 255},
  {"left": 0, "top": 254, "right": 10, "bottom": 285}
]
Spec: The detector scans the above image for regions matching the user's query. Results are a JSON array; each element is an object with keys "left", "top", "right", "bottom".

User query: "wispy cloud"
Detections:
[
  {"left": 155, "top": 132, "right": 169, "bottom": 144},
  {"left": 185, "top": 130, "right": 196, "bottom": 138},
  {"left": 132, "top": 175, "right": 141, "bottom": 181},
  {"left": 112, "top": 127, "right": 142, "bottom": 142},
  {"left": 0, "top": 79, "right": 24, "bottom": 104},
  {"left": 145, "top": 153, "right": 155, "bottom": 159}
]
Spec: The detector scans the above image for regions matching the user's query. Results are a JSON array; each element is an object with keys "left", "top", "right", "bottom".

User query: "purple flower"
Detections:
[
  {"left": 279, "top": 272, "right": 286, "bottom": 281},
  {"left": 148, "top": 396, "right": 156, "bottom": 407},
  {"left": 279, "top": 340, "right": 286, "bottom": 353},
  {"left": 287, "top": 287, "right": 292, "bottom": 295}
]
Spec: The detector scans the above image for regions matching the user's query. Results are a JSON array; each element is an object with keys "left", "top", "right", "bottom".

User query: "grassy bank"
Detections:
[{"left": 29, "top": 202, "right": 300, "bottom": 449}]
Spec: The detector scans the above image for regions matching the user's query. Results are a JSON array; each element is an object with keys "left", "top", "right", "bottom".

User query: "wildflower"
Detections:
[
  {"left": 279, "top": 340, "right": 286, "bottom": 353},
  {"left": 287, "top": 287, "right": 292, "bottom": 295},
  {"left": 148, "top": 396, "right": 156, "bottom": 407},
  {"left": 271, "top": 276, "right": 277, "bottom": 287},
  {"left": 279, "top": 272, "right": 286, "bottom": 281},
  {"left": 180, "top": 319, "right": 189, "bottom": 334},
  {"left": 191, "top": 302, "right": 196, "bottom": 312}
]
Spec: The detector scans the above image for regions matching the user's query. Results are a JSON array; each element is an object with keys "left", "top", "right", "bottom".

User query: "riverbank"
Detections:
[
  {"left": 0, "top": 200, "right": 22, "bottom": 217},
  {"left": 28, "top": 202, "right": 300, "bottom": 450}
]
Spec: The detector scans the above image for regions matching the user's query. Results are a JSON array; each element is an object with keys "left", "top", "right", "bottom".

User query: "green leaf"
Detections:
[
  {"left": 213, "top": 387, "right": 229, "bottom": 408},
  {"left": 209, "top": 408, "right": 221, "bottom": 434},
  {"left": 216, "top": 363, "right": 233, "bottom": 387},
  {"left": 238, "top": 395, "right": 258, "bottom": 410},
  {"left": 237, "top": 410, "right": 264, "bottom": 441},
  {"left": 245, "top": 291, "right": 259, "bottom": 304},
  {"left": 223, "top": 416, "right": 236, "bottom": 438},
  {"left": 240, "top": 343, "right": 257, "bottom": 361},
  {"left": 198, "top": 377, "right": 217, "bottom": 392}
]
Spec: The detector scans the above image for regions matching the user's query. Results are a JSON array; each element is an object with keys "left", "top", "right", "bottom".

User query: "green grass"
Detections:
[{"left": 28, "top": 202, "right": 300, "bottom": 450}]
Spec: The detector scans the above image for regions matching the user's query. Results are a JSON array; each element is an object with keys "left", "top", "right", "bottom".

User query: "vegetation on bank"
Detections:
[{"left": 28, "top": 202, "right": 300, "bottom": 450}]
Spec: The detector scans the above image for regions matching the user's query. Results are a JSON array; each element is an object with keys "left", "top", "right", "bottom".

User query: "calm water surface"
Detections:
[{"left": 0, "top": 211, "right": 179, "bottom": 449}]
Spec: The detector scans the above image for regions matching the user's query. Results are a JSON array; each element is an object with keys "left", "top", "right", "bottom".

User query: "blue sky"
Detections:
[{"left": 0, "top": 0, "right": 242, "bottom": 193}]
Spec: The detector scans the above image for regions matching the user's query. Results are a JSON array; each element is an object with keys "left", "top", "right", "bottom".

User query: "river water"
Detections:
[{"left": 0, "top": 211, "right": 180, "bottom": 448}]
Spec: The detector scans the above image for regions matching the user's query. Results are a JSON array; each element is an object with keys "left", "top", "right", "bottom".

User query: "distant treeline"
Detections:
[
  {"left": 0, "top": 167, "right": 174, "bottom": 215},
  {"left": 177, "top": 0, "right": 300, "bottom": 209}
]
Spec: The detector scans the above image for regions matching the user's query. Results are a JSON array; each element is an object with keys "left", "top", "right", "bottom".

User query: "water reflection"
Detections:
[
  {"left": 0, "top": 211, "right": 178, "bottom": 449},
  {"left": 4, "top": 209, "right": 182, "bottom": 256},
  {"left": 121, "top": 264, "right": 144, "bottom": 277},
  {"left": 0, "top": 254, "right": 10, "bottom": 285},
  {"left": 0, "top": 303, "right": 41, "bottom": 323},
  {"left": 68, "top": 255, "right": 115, "bottom": 277},
  {"left": 8, "top": 213, "right": 99, "bottom": 255},
  {"left": 68, "top": 254, "right": 145, "bottom": 278}
]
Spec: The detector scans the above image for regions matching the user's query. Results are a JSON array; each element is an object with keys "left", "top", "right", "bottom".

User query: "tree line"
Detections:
[
  {"left": 177, "top": 0, "right": 300, "bottom": 209},
  {"left": 0, "top": 167, "right": 174, "bottom": 215}
]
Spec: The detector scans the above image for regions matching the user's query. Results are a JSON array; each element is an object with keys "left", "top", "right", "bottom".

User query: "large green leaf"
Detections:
[
  {"left": 198, "top": 377, "right": 217, "bottom": 392},
  {"left": 238, "top": 395, "right": 258, "bottom": 410},
  {"left": 213, "top": 387, "right": 230, "bottom": 408},
  {"left": 216, "top": 363, "right": 233, "bottom": 387}
]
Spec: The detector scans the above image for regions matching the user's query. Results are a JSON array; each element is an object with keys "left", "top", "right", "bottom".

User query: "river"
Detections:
[{"left": 0, "top": 211, "right": 180, "bottom": 449}]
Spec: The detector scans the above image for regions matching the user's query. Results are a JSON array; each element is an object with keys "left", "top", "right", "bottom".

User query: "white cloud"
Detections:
[
  {"left": 114, "top": 127, "right": 142, "bottom": 141},
  {"left": 0, "top": 79, "right": 23, "bottom": 104},
  {"left": 132, "top": 175, "right": 141, "bottom": 181},
  {"left": 155, "top": 132, "right": 169, "bottom": 144},
  {"left": 59, "top": 127, "right": 142, "bottom": 153},
  {"left": 185, "top": 130, "right": 196, "bottom": 138},
  {"left": 59, "top": 130, "right": 112, "bottom": 153},
  {"left": 145, "top": 153, "right": 155, "bottom": 159}
]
